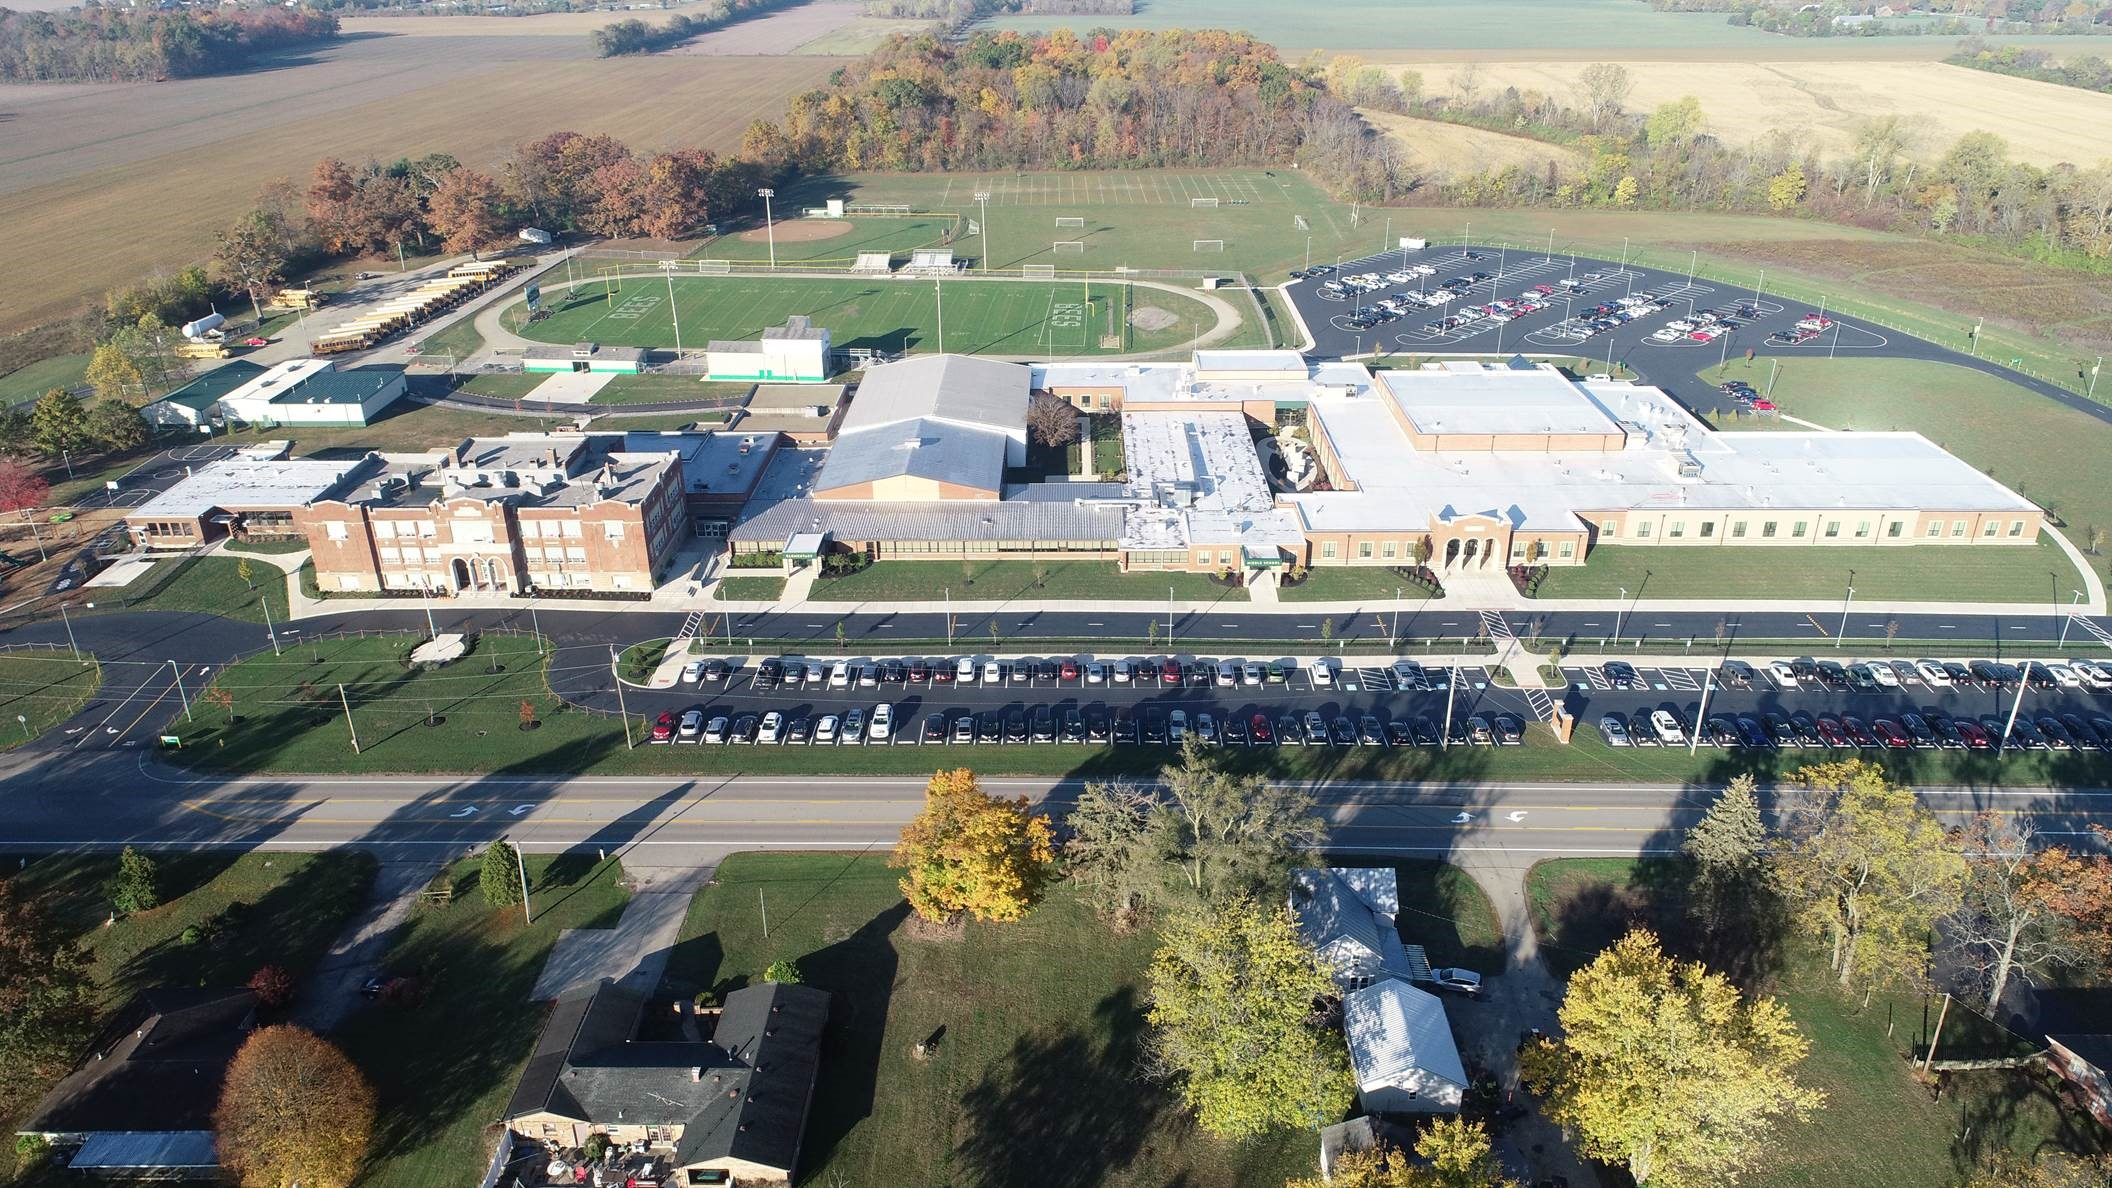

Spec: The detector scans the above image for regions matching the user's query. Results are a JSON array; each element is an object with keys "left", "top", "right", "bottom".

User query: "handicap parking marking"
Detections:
[{"left": 1578, "top": 667, "right": 1612, "bottom": 690}]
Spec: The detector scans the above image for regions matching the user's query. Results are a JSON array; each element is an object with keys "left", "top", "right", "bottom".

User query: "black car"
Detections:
[
  {"left": 2037, "top": 716, "right": 2075, "bottom": 750},
  {"left": 1762, "top": 712, "right": 1797, "bottom": 747},
  {"left": 1330, "top": 716, "right": 1357, "bottom": 746},
  {"left": 978, "top": 712, "right": 1002, "bottom": 744},
  {"left": 1143, "top": 711, "right": 1168, "bottom": 745},
  {"left": 786, "top": 716, "right": 813, "bottom": 744},
  {"left": 1059, "top": 710, "right": 1084, "bottom": 743},
  {"left": 1815, "top": 661, "right": 1852, "bottom": 690},
  {"left": 1628, "top": 712, "right": 1659, "bottom": 746},
  {"left": 1278, "top": 714, "right": 1305, "bottom": 746},
  {"left": 730, "top": 713, "right": 759, "bottom": 743},
  {"left": 704, "top": 659, "right": 729, "bottom": 683},
  {"left": 1788, "top": 712, "right": 1823, "bottom": 748},
  {"left": 2060, "top": 713, "right": 2101, "bottom": 750},
  {"left": 1186, "top": 664, "right": 1211, "bottom": 687},
  {"left": 1603, "top": 661, "right": 1644, "bottom": 690},
  {"left": 1493, "top": 715, "right": 1524, "bottom": 745},
  {"left": 1704, "top": 715, "right": 1740, "bottom": 747},
  {"left": 1944, "top": 661, "right": 1978, "bottom": 688},
  {"left": 1412, "top": 718, "right": 1441, "bottom": 748},
  {"left": 1901, "top": 713, "right": 1937, "bottom": 748},
  {"left": 753, "top": 661, "right": 782, "bottom": 690},
  {"left": 1385, "top": 720, "right": 1413, "bottom": 747},
  {"left": 1006, "top": 712, "right": 1031, "bottom": 744},
  {"left": 1926, "top": 711, "right": 1966, "bottom": 749},
  {"left": 2008, "top": 717, "right": 2047, "bottom": 749},
  {"left": 1086, "top": 711, "right": 1111, "bottom": 744},
  {"left": 1717, "top": 660, "right": 1757, "bottom": 690},
  {"left": 1358, "top": 715, "right": 1386, "bottom": 746},
  {"left": 920, "top": 714, "right": 947, "bottom": 743},
  {"left": 1112, "top": 711, "right": 1139, "bottom": 745},
  {"left": 882, "top": 661, "right": 907, "bottom": 683},
  {"left": 1030, "top": 711, "right": 1056, "bottom": 743},
  {"left": 1224, "top": 716, "right": 1248, "bottom": 746}
]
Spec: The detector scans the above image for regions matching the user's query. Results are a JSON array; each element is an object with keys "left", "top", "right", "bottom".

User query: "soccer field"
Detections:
[{"left": 516, "top": 275, "right": 1220, "bottom": 359}]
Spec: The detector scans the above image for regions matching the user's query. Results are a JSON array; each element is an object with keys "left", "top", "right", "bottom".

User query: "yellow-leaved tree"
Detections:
[
  {"left": 213, "top": 1024, "right": 375, "bottom": 1188},
  {"left": 891, "top": 768, "right": 1056, "bottom": 923},
  {"left": 1523, "top": 929, "right": 1822, "bottom": 1187},
  {"left": 1284, "top": 1117, "right": 1519, "bottom": 1187}
]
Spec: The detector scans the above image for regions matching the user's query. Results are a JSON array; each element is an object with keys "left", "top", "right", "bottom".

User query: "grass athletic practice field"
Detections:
[{"left": 516, "top": 275, "right": 1220, "bottom": 358}]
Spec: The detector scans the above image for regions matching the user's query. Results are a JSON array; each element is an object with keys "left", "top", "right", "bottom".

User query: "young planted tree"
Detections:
[
  {"left": 213, "top": 1025, "right": 375, "bottom": 1188},
  {"left": 109, "top": 846, "right": 161, "bottom": 914},
  {"left": 1146, "top": 897, "right": 1352, "bottom": 1140},
  {"left": 204, "top": 686, "right": 236, "bottom": 723},
  {"left": 481, "top": 841, "right": 524, "bottom": 908},
  {"left": 237, "top": 557, "right": 255, "bottom": 591},
  {"left": 1522, "top": 929, "right": 1822, "bottom": 1187},
  {"left": 0, "top": 880, "right": 96, "bottom": 1115},
  {"left": 891, "top": 768, "right": 1057, "bottom": 923},
  {"left": 1771, "top": 761, "right": 1966, "bottom": 991}
]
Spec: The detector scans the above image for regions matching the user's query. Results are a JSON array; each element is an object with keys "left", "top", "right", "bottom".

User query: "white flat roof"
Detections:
[
  {"left": 1194, "top": 349, "right": 1307, "bottom": 374},
  {"left": 1378, "top": 362, "right": 1623, "bottom": 438},
  {"left": 130, "top": 457, "right": 373, "bottom": 519}
]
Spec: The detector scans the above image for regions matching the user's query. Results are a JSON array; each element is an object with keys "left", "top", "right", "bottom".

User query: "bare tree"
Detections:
[
  {"left": 1574, "top": 62, "right": 1634, "bottom": 133},
  {"left": 1453, "top": 60, "right": 1483, "bottom": 107},
  {"left": 1025, "top": 394, "right": 1082, "bottom": 449}
]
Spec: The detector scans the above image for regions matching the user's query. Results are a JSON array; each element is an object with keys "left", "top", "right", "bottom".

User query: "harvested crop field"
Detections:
[
  {"left": 1384, "top": 59, "right": 2112, "bottom": 167},
  {"left": 1358, "top": 107, "right": 1579, "bottom": 178},
  {"left": 0, "top": 43, "right": 840, "bottom": 332},
  {"left": 662, "top": 0, "right": 866, "bottom": 54}
]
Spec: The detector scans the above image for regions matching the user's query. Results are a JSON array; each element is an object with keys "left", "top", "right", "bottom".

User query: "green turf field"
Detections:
[
  {"left": 687, "top": 216, "right": 957, "bottom": 265},
  {"left": 519, "top": 274, "right": 1218, "bottom": 358}
]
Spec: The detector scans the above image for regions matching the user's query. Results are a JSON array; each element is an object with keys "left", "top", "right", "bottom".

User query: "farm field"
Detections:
[
  {"left": 1358, "top": 107, "right": 1583, "bottom": 178},
  {"left": 660, "top": 0, "right": 866, "bottom": 54},
  {"left": 1384, "top": 59, "right": 2112, "bottom": 168},
  {"left": 0, "top": 42, "right": 840, "bottom": 333},
  {"left": 517, "top": 274, "right": 1225, "bottom": 357}
]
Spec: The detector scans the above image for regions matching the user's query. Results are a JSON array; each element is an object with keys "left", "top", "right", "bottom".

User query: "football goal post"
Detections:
[
  {"left": 1022, "top": 264, "right": 1057, "bottom": 279},
  {"left": 1055, "top": 216, "right": 1086, "bottom": 229},
  {"left": 1192, "top": 239, "right": 1225, "bottom": 252},
  {"left": 1054, "top": 241, "right": 1086, "bottom": 254},
  {"left": 697, "top": 259, "right": 733, "bottom": 275},
  {"left": 1190, "top": 196, "right": 1219, "bottom": 208}
]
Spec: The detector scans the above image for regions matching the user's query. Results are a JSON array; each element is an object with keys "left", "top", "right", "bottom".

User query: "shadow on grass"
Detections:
[
  {"left": 955, "top": 986, "right": 1165, "bottom": 1188},
  {"left": 795, "top": 900, "right": 911, "bottom": 1173}
]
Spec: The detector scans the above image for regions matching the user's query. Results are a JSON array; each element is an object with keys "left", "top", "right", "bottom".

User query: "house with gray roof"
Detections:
[
  {"left": 1291, "top": 867, "right": 1410, "bottom": 991},
  {"left": 504, "top": 978, "right": 829, "bottom": 1187},
  {"left": 1342, "top": 979, "right": 1467, "bottom": 1115}
]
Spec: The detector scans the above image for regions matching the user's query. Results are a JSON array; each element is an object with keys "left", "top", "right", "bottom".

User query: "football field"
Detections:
[{"left": 517, "top": 274, "right": 1218, "bottom": 358}]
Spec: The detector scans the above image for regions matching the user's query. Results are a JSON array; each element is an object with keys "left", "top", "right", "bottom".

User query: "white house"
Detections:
[
  {"left": 1342, "top": 979, "right": 1467, "bottom": 1115},
  {"left": 1291, "top": 867, "right": 1409, "bottom": 990}
]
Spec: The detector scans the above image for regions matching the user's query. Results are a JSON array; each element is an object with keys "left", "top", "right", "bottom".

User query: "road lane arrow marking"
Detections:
[
  {"left": 450, "top": 806, "right": 478, "bottom": 818},
  {"left": 1505, "top": 810, "right": 1529, "bottom": 822},
  {"left": 509, "top": 804, "right": 534, "bottom": 817},
  {"left": 1451, "top": 812, "right": 1473, "bottom": 825}
]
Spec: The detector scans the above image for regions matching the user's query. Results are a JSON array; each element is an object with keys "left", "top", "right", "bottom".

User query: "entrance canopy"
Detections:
[{"left": 784, "top": 531, "right": 828, "bottom": 560}]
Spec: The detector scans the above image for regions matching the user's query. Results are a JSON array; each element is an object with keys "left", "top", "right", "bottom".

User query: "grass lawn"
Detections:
[
  {"left": 452, "top": 373, "right": 543, "bottom": 401},
  {"left": 1523, "top": 858, "right": 2104, "bottom": 1187},
  {"left": 590, "top": 376, "right": 752, "bottom": 406},
  {"left": 0, "top": 352, "right": 88, "bottom": 406},
  {"left": 1278, "top": 566, "right": 1442, "bottom": 605},
  {"left": 336, "top": 854, "right": 629, "bottom": 1188},
  {"left": 809, "top": 559, "right": 1248, "bottom": 604},
  {"left": 223, "top": 537, "right": 310, "bottom": 555},
  {"left": 687, "top": 216, "right": 958, "bottom": 266},
  {"left": 516, "top": 274, "right": 1216, "bottom": 358},
  {"left": 0, "top": 850, "right": 375, "bottom": 1183},
  {"left": 655, "top": 852, "right": 1313, "bottom": 1188},
  {"left": 207, "top": 399, "right": 585, "bottom": 459},
  {"left": 1379, "top": 859, "right": 1503, "bottom": 972},
  {"left": 410, "top": 314, "right": 484, "bottom": 363},
  {"left": 715, "top": 575, "right": 786, "bottom": 601},
  {"left": 0, "top": 651, "right": 101, "bottom": 750},
  {"left": 1714, "top": 358, "right": 2112, "bottom": 567},
  {"left": 102, "top": 555, "right": 289, "bottom": 623},
  {"left": 1530, "top": 536, "right": 2081, "bottom": 604}
]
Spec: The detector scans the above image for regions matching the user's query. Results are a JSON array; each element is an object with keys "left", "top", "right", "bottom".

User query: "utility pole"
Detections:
[
  {"left": 974, "top": 191, "right": 992, "bottom": 272},
  {"left": 1998, "top": 660, "right": 2035, "bottom": 756},
  {"left": 338, "top": 682, "right": 359, "bottom": 752},
  {"left": 757, "top": 188, "right": 777, "bottom": 269},
  {"left": 610, "top": 646, "right": 634, "bottom": 749},
  {"left": 166, "top": 659, "right": 192, "bottom": 721},
  {"left": 1688, "top": 666, "right": 1714, "bottom": 756}
]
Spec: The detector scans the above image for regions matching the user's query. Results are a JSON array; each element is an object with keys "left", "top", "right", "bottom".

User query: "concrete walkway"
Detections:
[
  {"left": 292, "top": 860, "right": 436, "bottom": 1033},
  {"left": 531, "top": 863, "right": 711, "bottom": 1001}
]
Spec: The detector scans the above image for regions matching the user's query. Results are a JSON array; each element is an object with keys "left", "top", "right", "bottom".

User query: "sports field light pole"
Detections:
[
  {"left": 934, "top": 277, "right": 945, "bottom": 353},
  {"left": 973, "top": 191, "right": 991, "bottom": 272},
  {"left": 2089, "top": 356, "right": 2104, "bottom": 401},
  {"left": 665, "top": 267, "right": 684, "bottom": 357},
  {"left": 1835, "top": 576, "right": 1855, "bottom": 650},
  {"left": 2058, "top": 589, "right": 2085, "bottom": 648},
  {"left": 165, "top": 659, "right": 192, "bottom": 722},
  {"left": 1998, "top": 659, "right": 2036, "bottom": 757},
  {"left": 756, "top": 188, "right": 777, "bottom": 270}
]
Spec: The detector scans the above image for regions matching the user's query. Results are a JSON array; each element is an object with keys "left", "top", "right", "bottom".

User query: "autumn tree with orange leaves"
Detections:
[
  {"left": 891, "top": 768, "right": 1056, "bottom": 923},
  {"left": 213, "top": 1025, "right": 374, "bottom": 1188}
]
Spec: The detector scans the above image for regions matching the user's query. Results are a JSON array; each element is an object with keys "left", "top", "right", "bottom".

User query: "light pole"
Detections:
[
  {"left": 1835, "top": 579, "right": 1855, "bottom": 649},
  {"left": 944, "top": 587, "right": 953, "bottom": 648},
  {"left": 665, "top": 266, "right": 683, "bottom": 356},
  {"left": 1970, "top": 317, "right": 1984, "bottom": 358},
  {"left": 57, "top": 602, "right": 79, "bottom": 661},
  {"left": 973, "top": 191, "right": 991, "bottom": 272},
  {"left": 1688, "top": 666, "right": 1714, "bottom": 756},
  {"left": 1613, "top": 586, "right": 1627, "bottom": 646},
  {"left": 508, "top": 835, "right": 534, "bottom": 925},
  {"left": 2058, "top": 589, "right": 2085, "bottom": 648},
  {"left": 2090, "top": 356, "right": 2104, "bottom": 401},
  {"left": 1998, "top": 660, "right": 2036, "bottom": 756},
  {"left": 1391, "top": 586, "right": 1402, "bottom": 649},
  {"left": 934, "top": 276, "right": 945, "bottom": 353},
  {"left": 1167, "top": 586, "right": 1175, "bottom": 648},
  {"left": 609, "top": 645, "right": 634, "bottom": 749},
  {"left": 165, "top": 659, "right": 192, "bottom": 722},
  {"left": 260, "top": 590, "right": 280, "bottom": 656},
  {"left": 756, "top": 188, "right": 777, "bottom": 269}
]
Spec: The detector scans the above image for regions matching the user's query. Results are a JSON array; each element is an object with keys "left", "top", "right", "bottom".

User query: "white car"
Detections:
[
  {"left": 1431, "top": 968, "right": 1484, "bottom": 996},
  {"left": 2074, "top": 660, "right": 2112, "bottom": 690},
  {"left": 2044, "top": 662, "right": 2083, "bottom": 688},
  {"left": 1865, "top": 662, "right": 1900, "bottom": 689},
  {"left": 982, "top": 660, "right": 1003, "bottom": 685},
  {"left": 955, "top": 657, "right": 977, "bottom": 683},
  {"left": 679, "top": 660, "right": 704, "bottom": 685},
  {"left": 1767, "top": 661, "right": 1798, "bottom": 689},
  {"left": 1242, "top": 663, "right": 1264, "bottom": 686},
  {"left": 758, "top": 712, "right": 784, "bottom": 744},
  {"left": 677, "top": 709, "right": 704, "bottom": 741},
  {"left": 1113, "top": 660, "right": 1134, "bottom": 683},
  {"left": 1215, "top": 662, "right": 1237, "bottom": 687},
  {"left": 1085, "top": 662, "right": 1107, "bottom": 684},
  {"left": 828, "top": 661, "right": 851, "bottom": 688},
  {"left": 1649, "top": 709, "right": 1686, "bottom": 745},
  {"left": 815, "top": 714, "right": 840, "bottom": 745},
  {"left": 804, "top": 662, "right": 826, "bottom": 687},
  {"left": 1915, "top": 659, "right": 1952, "bottom": 687},
  {"left": 1309, "top": 662, "right": 1335, "bottom": 689},
  {"left": 870, "top": 702, "right": 894, "bottom": 741}
]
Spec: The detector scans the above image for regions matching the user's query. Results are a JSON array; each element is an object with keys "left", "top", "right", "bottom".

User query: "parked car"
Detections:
[
  {"left": 870, "top": 703, "right": 894, "bottom": 741},
  {"left": 1431, "top": 968, "right": 1484, "bottom": 996},
  {"left": 1648, "top": 710, "right": 1686, "bottom": 745}
]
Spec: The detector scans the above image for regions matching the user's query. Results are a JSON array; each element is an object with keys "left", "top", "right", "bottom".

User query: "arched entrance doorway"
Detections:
[
  {"left": 1461, "top": 539, "right": 1479, "bottom": 567},
  {"left": 1444, "top": 539, "right": 1461, "bottom": 568},
  {"left": 450, "top": 557, "right": 472, "bottom": 591}
]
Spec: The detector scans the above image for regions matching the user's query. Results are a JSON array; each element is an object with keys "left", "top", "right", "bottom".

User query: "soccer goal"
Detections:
[
  {"left": 1022, "top": 264, "right": 1057, "bottom": 279},
  {"left": 697, "top": 259, "right": 733, "bottom": 275},
  {"left": 1055, "top": 216, "right": 1086, "bottom": 229},
  {"left": 1054, "top": 241, "right": 1087, "bottom": 254},
  {"left": 1192, "top": 239, "right": 1225, "bottom": 252},
  {"left": 1190, "top": 196, "right": 1220, "bottom": 208},
  {"left": 1294, "top": 214, "right": 1311, "bottom": 231}
]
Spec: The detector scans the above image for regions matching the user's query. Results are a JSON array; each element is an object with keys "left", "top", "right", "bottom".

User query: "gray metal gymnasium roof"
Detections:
[
  {"left": 816, "top": 418, "right": 1008, "bottom": 494},
  {"left": 838, "top": 355, "right": 1028, "bottom": 436}
]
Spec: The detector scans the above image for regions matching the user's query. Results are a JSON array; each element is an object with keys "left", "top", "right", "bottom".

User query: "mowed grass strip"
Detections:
[
  {"left": 1723, "top": 357, "right": 2112, "bottom": 565},
  {"left": 1524, "top": 858, "right": 2101, "bottom": 1188},
  {"left": 714, "top": 575, "right": 786, "bottom": 601},
  {"left": 655, "top": 852, "right": 1313, "bottom": 1188},
  {"left": 0, "top": 651, "right": 102, "bottom": 750},
  {"left": 1278, "top": 566, "right": 1444, "bottom": 605},
  {"left": 336, "top": 854, "right": 630, "bottom": 1188},
  {"left": 1529, "top": 536, "right": 2082, "bottom": 604},
  {"left": 805, "top": 559, "right": 1248, "bottom": 603},
  {"left": 521, "top": 274, "right": 1213, "bottom": 357}
]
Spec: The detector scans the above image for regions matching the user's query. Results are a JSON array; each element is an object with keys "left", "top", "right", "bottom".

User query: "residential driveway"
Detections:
[
  {"left": 530, "top": 863, "right": 711, "bottom": 1001},
  {"left": 1452, "top": 853, "right": 1597, "bottom": 1187},
  {"left": 293, "top": 860, "right": 437, "bottom": 1034}
]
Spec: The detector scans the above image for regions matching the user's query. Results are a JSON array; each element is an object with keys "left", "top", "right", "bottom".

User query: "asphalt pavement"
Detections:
[{"left": 1284, "top": 243, "right": 2100, "bottom": 424}]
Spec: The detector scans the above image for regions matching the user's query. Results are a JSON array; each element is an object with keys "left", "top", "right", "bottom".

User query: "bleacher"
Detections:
[
  {"left": 851, "top": 252, "right": 895, "bottom": 275},
  {"left": 904, "top": 249, "right": 961, "bottom": 276}
]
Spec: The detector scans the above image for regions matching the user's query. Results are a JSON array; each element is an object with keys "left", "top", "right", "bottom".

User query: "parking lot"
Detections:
[
  {"left": 625, "top": 650, "right": 2112, "bottom": 760},
  {"left": 1287, "top": 244, "right": 1916, "bottom": 416}
]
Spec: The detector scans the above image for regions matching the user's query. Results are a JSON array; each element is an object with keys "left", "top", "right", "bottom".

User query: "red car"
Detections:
[
  {"left": 650, "top": 711, "right": 676, "bottom": 742},
  {"left": 1815, "top": 716, "right": 1850, "bottom": 748},
  {"left": 241, "top": 336, "right": 269, "bottom": 347},
  {"left": 1161, "top": 659, "right": 1181, "bottom": 685},
  {"left": 1059, "top": 659, "right": 1079, "bottom": 681},
  {"left": 1873, "top": 718, "right": 1912, "bottom": 749},
  {"left": 1957, "top": 720, "right": 1992, "bottom": 750},
  {"left": 1250, "top": 713, "right": 1274, "bottom": 743}
]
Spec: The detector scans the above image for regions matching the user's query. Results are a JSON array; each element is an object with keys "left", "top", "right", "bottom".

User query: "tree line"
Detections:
[
  {"left": 1948, "top": 37, "right": 2112, "bottom": 92},
  {"left": 0, "top": 6, "right": 338, "bottom": 83},
  {"left": 1349, "top": 56, "right": 2112, "bottom": 265},
  {"left": 590, "top": 0, "right": 803, "bottom": 57},
  {"left": 738, "top": 29, "right": 1406, "bottom": 198},
  {"left": 1633, "top": 0, "right": 2108, "bottom": 37}
]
